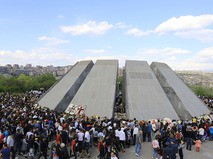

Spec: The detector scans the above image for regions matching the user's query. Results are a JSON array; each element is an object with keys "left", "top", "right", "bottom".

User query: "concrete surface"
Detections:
[
  {"left": 124, "top": 60, "right": 179, "bottom": 120},
  {"left": 67, "top": 60, "right": 118, "bottom": 118},
  {"left": 151, "top": 62, "right": 210, "bottom": 120},
  {"left": 38, "top": 60, "right": 94, "bottom": 112}
]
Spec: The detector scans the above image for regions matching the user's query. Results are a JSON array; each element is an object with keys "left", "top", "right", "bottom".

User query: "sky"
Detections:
[{"left": 0, "top": 1, "right": 213, "bottom": 71}]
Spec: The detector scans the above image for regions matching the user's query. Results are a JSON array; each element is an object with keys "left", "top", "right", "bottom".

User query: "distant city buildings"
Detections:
[
  {"left": 0, "top": 64, "right": 73, "bottom": 77},
  {"left": 176, "top": 70, "right": 213, "bottom": 87}
]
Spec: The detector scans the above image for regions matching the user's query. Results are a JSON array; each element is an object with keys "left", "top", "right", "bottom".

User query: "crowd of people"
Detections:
[
  {"left": 114, "top": 91, "right": 124, "bottom": 113},
  {"left": 0, "top": 92, "right": 213, "bottom": 159},
  {"left": 199, "top": 95, "right": 213, "bottom": 110}
]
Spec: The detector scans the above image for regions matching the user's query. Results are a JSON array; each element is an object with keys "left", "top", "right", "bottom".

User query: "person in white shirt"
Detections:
[
  {"left": 110, "top": 151, "right": 118, "bottom": 159},
  {"left": 77, "top": 129, "right": 84, "bottom": 158},
  {"left": 198, "top": 127, "right": 204, "bottom": 140},
  {"left": 133, "top": 125, "right": 139, "bottom": 145},
  {"left": 115, "top": 129, "right": 120, "bottom": 138},
  {"left": 7, "top": 134, "right": 15, "bottom": 159},
  {"left": 107, "top": 125, "right": 113, "bottom": 131},
  {"left": 84, "top": 130, "right": 91, "bottom": 157},
  {"left": 118, "top": 128, "right": 126, "bottom": 151},
  {"left": 92, "top": 127, "right": 98, "bottom": 146},
  {"left": 59, "top": 116, "right": 65, "bottom": 124},
  {"left": 57, "top": 124, "right": 63, "bottom": 132},
  {"left": 26, "top": 129, "right": 33, "bottom": 140},
  {"left": 74, "top": 120, "right": 78, "bottom": 129},
  {"left": 98, "top": 131, "right": 104, "bottom": 138}
]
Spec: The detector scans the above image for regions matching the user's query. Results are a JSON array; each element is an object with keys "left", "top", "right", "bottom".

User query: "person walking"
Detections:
[
  {"left": 152, "top": 137, "right": 160, "bottom": 159},
  {"left": 6, "top": 134, "right": 15, "bottom": 159},
  {"left": 77, "top": 129, "right": 84, "bottom": 158},
  {"left": 178, "top": 140, "right": 185, "bottom": 159},
  {"left": 0, "top": 143, "right": 11, "bottom": 159},
  {"left": 147, "top": 121, "right": 152, "bottom": 142},
  {"left": 60, "top": 143, "right": 69, "bottom": 159},
  {"left": 37, "top": 137, "right": 48, "bottom": 159},
  {"left": 84, "top": 130, "right": 91, "bottom": 157},
  {"left": 194, "top": 138, "right": 202, "bottom": 152},
  {"left": 135, "top": 130, "right": 143, "bottom": 157},
  {"left": 133, "top": 125, "right": 139, "bottom": 145}
]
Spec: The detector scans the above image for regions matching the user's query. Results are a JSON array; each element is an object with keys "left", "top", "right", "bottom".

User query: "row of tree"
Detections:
[{"left": 0, "top": 73, "right": 56, "bottom": 93}]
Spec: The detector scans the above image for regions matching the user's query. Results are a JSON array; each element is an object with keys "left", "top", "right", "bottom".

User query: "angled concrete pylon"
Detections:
[
  {"left": 38, "top": 60, "right": 94, "bottom": 112},
  {"left": 124, "top": 60, "right": 179, "bottom": 120},
  {"left": 67, "top": 60, "right": 118, "bottom": 118},
  {"left": 150, "top": 62, "right": 210, "bottom": 120}
]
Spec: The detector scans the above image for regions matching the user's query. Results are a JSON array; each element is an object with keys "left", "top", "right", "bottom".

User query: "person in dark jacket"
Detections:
[
  {"left": 27, "top": 135, "right": 34, "bottom": 153},
  {"left": 170, "top": 141, "right": 178, "bottom": 159},
  {"left": 61, "top": 129, "right": 68, "bottom": 146},
  {"left": 142, "top": 123, "right": 148, "bottom": 142},
  {"left": 37, "top": 137, "right": 48, "bottom": 159},
  {"left": 162, "top": 143, "right": 172, "bottom": 159},
  {"left": 60, "top": 143, "right": 69, "bottom": 159},
  {"left": 0, "top": 143, "right": 11, "bottom": 159},
  {"left": 14, "top": 129, "right": 23, "bottom": 155},
  {"left": 186, "top": 128, "right": 195, "bottom": 151}
]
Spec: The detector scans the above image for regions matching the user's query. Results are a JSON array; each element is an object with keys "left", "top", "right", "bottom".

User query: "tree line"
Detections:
[{"left": 0, "top": 73, "right": 56, "bottom": 93}]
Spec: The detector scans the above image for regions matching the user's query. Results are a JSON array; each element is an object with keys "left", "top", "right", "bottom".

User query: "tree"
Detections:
[{"left": 0, "top": 73, "right": 56, "bottom": 93}]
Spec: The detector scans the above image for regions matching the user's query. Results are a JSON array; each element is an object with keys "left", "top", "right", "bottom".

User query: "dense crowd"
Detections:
[
  {"left": 199, "top": 95, "right": 213, "bottom": 109},
  {"left": 0, "top": 92, "right": 213, "bottom": 159},
  {"left": 114, "top": 91, "right": 124, "bottom": 113}
]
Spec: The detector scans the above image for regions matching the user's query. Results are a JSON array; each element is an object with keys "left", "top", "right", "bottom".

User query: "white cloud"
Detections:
[
  {"left": 79, "top": 47, "right": 212, "bottom": 71},
  {"left": 56, "top": 14, "right": 64, "bottom": 19},
  {"left": 138, "top": 47, "right": 190, "bottom": 56},
  {"left": 144, "top": 47, "right": 213, "bottom": 71},
  {"left": 38, "top": 36, "right": 69, "bottom": 46},
  {"left": 84, "top": 49, "right": 106, "bottom": 54},
  {"left": 125, "top": 28, "right": 151, "bottom": 37},
  {"left": 155, "top": 14, "right": 213, "bottom": 41},
  {"left": 0, "top": 48, "right": 79, "bottom": 66},
  {"left": 171, "top": 49, "right": 213, "bottom": 70},
  {"left": 83, "top": 55, "right": 116, "bottom": 61},
  {"left": 115, "top": 22, "right": 130, "bottom": 29},
  {"left": 192, "top": 47, "right": 213, "bottom": 63},
  {"left": 155, "top": 15, "right": 213, "bottom": 33},
  {"left": 61, "top": 21, "right": 113, "bottom": 35},
  {"left": 174, "top": 29, "right": 213, "bottom": 42}
]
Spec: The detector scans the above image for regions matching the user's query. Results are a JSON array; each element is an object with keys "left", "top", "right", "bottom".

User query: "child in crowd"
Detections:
[
  {"left": 111, "top": 151, "right": 118, "bottom": 159},
  {"left": 195, "top": 138, "right": 202, "bottom": 152}
]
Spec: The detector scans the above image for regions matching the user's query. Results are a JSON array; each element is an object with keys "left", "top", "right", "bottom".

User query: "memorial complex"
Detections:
[{"left": 38, "top": 60, "right": 210, "bottom": 119}]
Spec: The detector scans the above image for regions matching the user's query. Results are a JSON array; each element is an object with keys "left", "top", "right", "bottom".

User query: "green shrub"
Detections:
[{"left": 189, "top": 84, "right": 213, "bottom": 97}]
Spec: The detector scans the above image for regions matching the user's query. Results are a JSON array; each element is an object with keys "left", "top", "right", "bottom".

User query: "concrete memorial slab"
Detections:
[
  {"left": 67, "top": 60, "right": 118, "bottom": 118},
  {"left": 38, "top": 60, "right": 94, "bottom": 112},
  {"left": 124, "top": 60, "right": 179, "bottom": 120},
  {"left": 151, "top": 62, "right": 210, "bottom": 120}
]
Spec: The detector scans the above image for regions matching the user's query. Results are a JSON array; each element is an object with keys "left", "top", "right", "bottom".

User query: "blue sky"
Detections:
[{"left": 0, "top": 1, "right": 213, "bottom": 71}]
